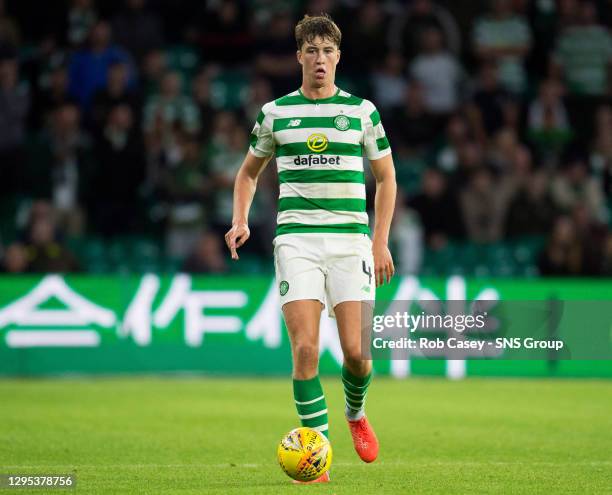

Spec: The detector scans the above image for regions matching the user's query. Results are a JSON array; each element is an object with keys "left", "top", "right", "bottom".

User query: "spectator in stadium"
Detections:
[
  {"left": 505, "top": 168, "right": 557, "bottom": 238},
  {"left": 24, "top": 215, "right": 81, "bottom": 273},
  {"left": 551, "top": 155, "right": 606, "bottom": 221},
  {"left": 388, "top": 0, "right": 461, "bottom": 60},
  {"left": 254, "top": 11, "right": 300, "bottom": 95},
  {"left": 68, "top": 20, "right": 135, "bottom": 110},
  {"left": 551, "top": 1, "right": 612, "bottom": 98},
  {"left": 550, "top": 1, "right": 612, "bottom": 142},
  {"left": 371, "top": 52, "right": 408, "bottom": 111},
  {"left": 0, "top": 49, "right": 29, "bottom": 197},
  {"left": 143, "top": 70, "right": 200, "bottom": 140},
  {"left": 388, "top": 82, "right": 438, "bottom": 156},
  {"left": 22, "top": 199, "right": 57, "bottom": 238},
  {"left": 1, "top": 0, "right": 610, "bottom": 277},
  {"left": 90, "top": 104, "right": 146, "bottom": 237},
  {"left": 112, "top": 0, "right": 164, "bottom": 62},
  {"left": 538, "top": 215, "right": 582, "bottom": 275},
  {"left": 466, "top": 62, "right": 519, "bottom": 145},
  {"left": 472, "top": 0, "right": 532, "bottom": 94},
  {"left": 30, "top": 64, "right": 76, "bottom": 130},
  {"left": 432, "top": 114, "right": 472, "bottom": 173},
  {"left": 28, "top": 103, "right": 92, "bottom": 235},
  {"left": 162, "top": 131, "right": 208, "bottom": 204},
  {"left": 140, "top": 48, "right": 167, "bottom": 98},
  {"left": 571, "top": 202, "right": 608, "bottom": 275},
  {"left": 20, "top": 35, "right": 71, "bottom": 122},
  {"left": 0, "top": 242, "right": 28, "bottom": 273},
  {"left": 209, "top": 121, "right": 251, "bottom": 230},
  {"left": 163, "top": 132, "right": 208, "bottom": 258},
  {"left": 460, "top": 166, "right": 511, "bottom": 243},
  {"left": 182, "top": 231, "right": 227, "bottom": 274},
  {"left": 487, "top": 127, "right": 521, "bottom": 173},
  {"left": 391, "top": 190, "right": 423, "bottom": 275},
  {"left": 65, "top": 0, "right": 97, "bottom": 47},
  {"left": 527, "top": 79, "right": 573, "bottom": 165},
  {"left": 454, "top": 140, "right": 487, "bottom": 187},
  {"left": 407, "top": 168, "right": 464, "bottom": 250},
  {"left": 208, "top": 116, "right": 275, "bottom": 255},
  {"left": 410, "top": 27, "right": 464, "bottom": 117},
  {"left": 91, "top": 61, "right": 141, "bottom": 131}
]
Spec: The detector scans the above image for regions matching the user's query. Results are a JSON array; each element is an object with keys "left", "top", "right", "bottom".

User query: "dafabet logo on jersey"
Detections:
[
  {"left": 306, "top": 133, "right": 328, "bottom": 153},
  {"left": 293, "top": 132, "right": 339, "bottom": 165}
]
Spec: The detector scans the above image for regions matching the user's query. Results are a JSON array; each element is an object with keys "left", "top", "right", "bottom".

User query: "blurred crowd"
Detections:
[{"left": 0, "top": 0, "right": 611, "bottom": 276}]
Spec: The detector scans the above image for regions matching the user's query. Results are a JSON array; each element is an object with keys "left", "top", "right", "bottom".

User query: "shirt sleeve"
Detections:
[
  {"left": 362, "top": 101, "right": 392, "bottom": 161},
  {"left": 248, "top": 105, "right": 275, "bottom": 158}
]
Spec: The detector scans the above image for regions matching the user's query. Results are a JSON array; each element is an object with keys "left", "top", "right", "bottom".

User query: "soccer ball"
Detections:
[{"left": 277, "top": 427, "right": 332, "bottom": 481}]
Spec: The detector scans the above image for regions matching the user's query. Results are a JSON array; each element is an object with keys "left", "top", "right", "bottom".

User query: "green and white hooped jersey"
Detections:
[{"left": 248, "top": 88, "right": 391, "bottom": 236}]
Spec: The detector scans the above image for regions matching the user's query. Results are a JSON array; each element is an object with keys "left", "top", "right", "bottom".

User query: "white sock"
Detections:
[{"left": 345, "top": 405, "right": 365, "bottom": 421}]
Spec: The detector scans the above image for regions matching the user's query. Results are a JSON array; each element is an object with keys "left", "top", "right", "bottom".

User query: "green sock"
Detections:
[
  {"left": 293, "top": 376, "right": 329, "bottom": 439},
  {"left": 342, "top": 365, "right": 372, "bottom": 421}
]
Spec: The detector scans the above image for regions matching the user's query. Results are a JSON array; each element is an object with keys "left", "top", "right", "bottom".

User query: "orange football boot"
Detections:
[{"left": 347, "top": 416, "right": 379, "bottom": 463}]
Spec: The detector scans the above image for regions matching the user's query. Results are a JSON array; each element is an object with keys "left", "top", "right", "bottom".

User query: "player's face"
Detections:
[{"left": 297, "top": 36, "right": 340, "bottom": 89}]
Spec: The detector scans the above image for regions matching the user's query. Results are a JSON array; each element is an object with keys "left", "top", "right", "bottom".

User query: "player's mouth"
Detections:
[{"left": 315, "top": 67, "right": 326, "bottom": 80}]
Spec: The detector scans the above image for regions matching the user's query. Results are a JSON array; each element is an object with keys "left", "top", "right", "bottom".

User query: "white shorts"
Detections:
[{"left": 273, "top": 233, "right": 376, "bottom": 317}]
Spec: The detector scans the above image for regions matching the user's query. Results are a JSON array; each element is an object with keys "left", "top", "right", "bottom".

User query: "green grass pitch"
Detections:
[{"left": 1, "top": 377, "right": 611, "bottom": 494}]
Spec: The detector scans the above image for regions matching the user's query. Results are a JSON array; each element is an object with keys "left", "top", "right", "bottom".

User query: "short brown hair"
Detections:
[{"left": 295, "top": 14, "right": 341, "bottom": 50}]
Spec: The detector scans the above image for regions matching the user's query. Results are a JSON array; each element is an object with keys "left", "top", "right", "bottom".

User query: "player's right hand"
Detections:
[{"left": 225, "top": 223, "right": 250, "bottom": 260}]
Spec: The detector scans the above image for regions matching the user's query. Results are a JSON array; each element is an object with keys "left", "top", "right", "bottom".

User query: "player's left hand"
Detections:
[
  {"left": 372, "top": 240, "right": 395, "bottom": 287},
  {"left": 225, "top": 223, "right": 250, "bottom": 260}
]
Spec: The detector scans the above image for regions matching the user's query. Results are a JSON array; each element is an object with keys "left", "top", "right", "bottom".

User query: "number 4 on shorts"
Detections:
[{"left": 362, "top": 260, "right": 372, "bottom": 285}]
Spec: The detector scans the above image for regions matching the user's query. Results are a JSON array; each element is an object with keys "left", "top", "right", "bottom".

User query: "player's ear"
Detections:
[
  {"left": 336, "top": 49, "right": 341, "bottom": 64},
  {"left": 297, "top": 49, "right": 303, "bottom": 66}
]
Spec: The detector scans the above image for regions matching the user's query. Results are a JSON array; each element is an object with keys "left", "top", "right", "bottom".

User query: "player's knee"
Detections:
[
  {"left": 343, "top": 350, "right": 368, "bottom": 374},
  {"left": 293, "top": 343, "right": 319, "bottom": 370},
  {"left": 294, "top": 343, "right": 319, "bottom": 364}
]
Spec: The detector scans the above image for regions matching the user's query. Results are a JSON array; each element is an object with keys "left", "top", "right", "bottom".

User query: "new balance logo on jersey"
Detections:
[
  {"left": 293, "top": 155, "right": 341, "bottom": 166},
  {"left": 287, "top": 119, "right": 301, "bottom": 127}
]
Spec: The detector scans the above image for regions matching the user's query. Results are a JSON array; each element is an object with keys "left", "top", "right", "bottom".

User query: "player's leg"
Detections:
[
  {"left": 283, "top": 299, "right": 330, "bottom": 440},
  {"left": 335, "top": 301, "right": 379, "bottom": 463},
  {"left": 326, "top": 234, "right": 379, "bottom": 462},
  {"left": 335, "top": 301, "right": 373, "bottom": 420},
  {"left": 274, "top": 234, "right": 329, "bottom": 441},
  {"left": 283, "top": 299, "right": 331, "bottom": 484}
]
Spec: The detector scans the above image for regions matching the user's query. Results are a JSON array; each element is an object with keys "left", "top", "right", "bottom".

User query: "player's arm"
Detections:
[
  {"left": 369, "top": 153, "right": 396, "bottom": 287},
  {"left": 225, "top": 151, "right": 273, "bottom": 260}
]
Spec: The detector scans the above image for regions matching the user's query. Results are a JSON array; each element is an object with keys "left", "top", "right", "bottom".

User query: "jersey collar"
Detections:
[{"left": 297, "top": 87, "right": 341, "bottom": 103}]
